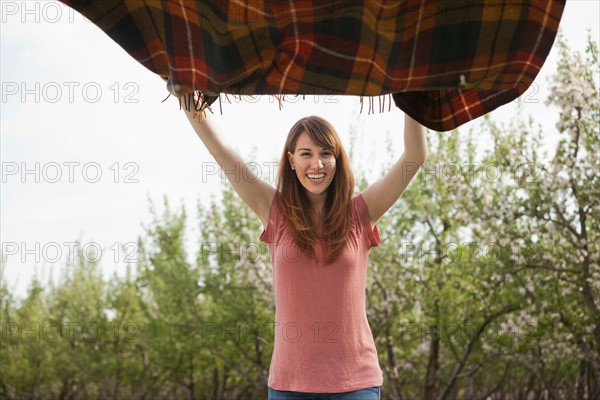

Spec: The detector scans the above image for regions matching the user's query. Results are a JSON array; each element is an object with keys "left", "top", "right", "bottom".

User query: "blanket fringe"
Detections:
[
  {"left": 359, "top": 94, "right": 393, "bottom": 115},
  {"left": 174, "top": 91, "right": 395, "bottom": 123},
  {"left": 178, "top": 90, "right": 217, "bottom": 124}
]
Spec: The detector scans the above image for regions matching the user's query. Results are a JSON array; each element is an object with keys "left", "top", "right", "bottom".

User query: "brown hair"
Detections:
[{"left": 276, "top": 116, "right": 354, "bottom": 264}]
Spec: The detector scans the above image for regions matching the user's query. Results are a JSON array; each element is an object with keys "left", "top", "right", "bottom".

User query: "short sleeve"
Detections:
[
  {"left": 259, "top": 194, "right": 280, "bottom": 244},
  {"left": 354, "top": 193, "right": 381, "bottom": 248}
]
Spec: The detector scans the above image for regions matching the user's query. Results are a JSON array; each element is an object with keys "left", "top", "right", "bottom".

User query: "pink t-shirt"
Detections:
[{"left": 259, "top": 193, "right": 384, "bottom": 392}]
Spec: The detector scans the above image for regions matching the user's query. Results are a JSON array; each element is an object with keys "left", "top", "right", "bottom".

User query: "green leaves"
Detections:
[{"left": 2, "top": 35, "right": 598, "bottom": 399}]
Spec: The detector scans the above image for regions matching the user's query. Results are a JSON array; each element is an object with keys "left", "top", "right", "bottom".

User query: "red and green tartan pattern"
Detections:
[{"left": 59, "top": 0, "right": 565, "bottom": 131}]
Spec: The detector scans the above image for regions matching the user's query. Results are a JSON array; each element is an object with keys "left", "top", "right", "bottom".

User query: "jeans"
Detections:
[{"left": 267, "top": 386, "right": 380, "bottom": 400}]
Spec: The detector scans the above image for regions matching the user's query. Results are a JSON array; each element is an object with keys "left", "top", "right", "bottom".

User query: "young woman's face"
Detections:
[{"left": 288, "top": 131, "right": 336, "bottom": 198}]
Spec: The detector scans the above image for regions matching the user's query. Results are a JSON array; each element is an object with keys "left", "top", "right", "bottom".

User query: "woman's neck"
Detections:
[{"left": 306, "top": 192, "right": 326, "bottom": 214}]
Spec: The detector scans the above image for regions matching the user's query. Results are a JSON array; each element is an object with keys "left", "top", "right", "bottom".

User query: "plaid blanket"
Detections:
[{"left": 60, "top": 0, "right": 565, "bottom": 131}]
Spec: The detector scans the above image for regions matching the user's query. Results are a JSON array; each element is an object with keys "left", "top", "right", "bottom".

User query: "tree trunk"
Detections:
[{"left": 423, "top": 301, "right": 440, "bottom": 400}]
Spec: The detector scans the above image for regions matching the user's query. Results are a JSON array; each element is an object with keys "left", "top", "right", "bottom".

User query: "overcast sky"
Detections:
[{"left": 1, "top": 1, "right": 599, "bottom": 299}]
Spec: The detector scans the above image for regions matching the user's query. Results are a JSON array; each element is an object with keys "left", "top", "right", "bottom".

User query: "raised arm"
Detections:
[
  {"left": 360, "top": 113, "right": 428, "bottom": 225},
  {"left": 182, "top": 103, "right": 275, "bottom": 227}
]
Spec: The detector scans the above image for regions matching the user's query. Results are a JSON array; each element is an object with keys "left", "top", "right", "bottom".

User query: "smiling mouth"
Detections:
[{"left": 307, "top": 173, "right": 326, "bottom": 182}]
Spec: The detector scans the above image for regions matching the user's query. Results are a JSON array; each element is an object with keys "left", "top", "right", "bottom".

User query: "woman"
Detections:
[{"left": 183, "top": 100, "right": 427, "bottom": 400}]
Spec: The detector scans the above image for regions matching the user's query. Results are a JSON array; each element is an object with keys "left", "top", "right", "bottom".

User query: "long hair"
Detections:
[{"left": 276, "top": 116, "right": 354, "bottom": 264}]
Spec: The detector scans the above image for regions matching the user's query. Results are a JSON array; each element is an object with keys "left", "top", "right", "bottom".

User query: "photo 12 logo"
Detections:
[
  {"left": 2, "top": 1, "right": 80, "bottom": 24},
  {"left": 199, "top": 320, "right": 340, "bottom": 344},
  {"left": 201, "top": 161, "right": 279, "bottom": 184},
  {"left": 1, "top": 241, "right": 139, "bottom": 264},
  {"left": 1, "top": 320, "right": 139, "bottom": 344},
  {"left": 2, "top": 82, "right": 139, "bottom": 104},
  {"left": 417, "top": 161, "right": 544, "bottom": 184},
  {"left": 1, "top": 1, "right": 143, "bottom": 25},
  {"left": 2, "top": 162, "right": 140, "bottom": 184}
]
